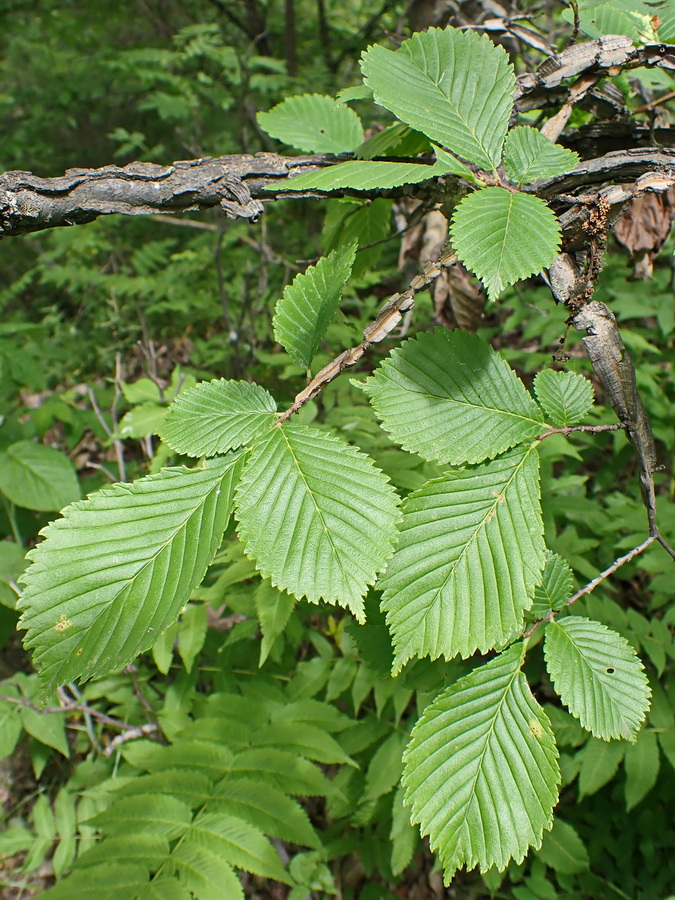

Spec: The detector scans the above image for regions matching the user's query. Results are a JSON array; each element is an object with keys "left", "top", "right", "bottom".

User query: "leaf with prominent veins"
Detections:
[
  {"left": 235, "top": 425, "right": 400, "bottom": 620},
  {"left": 18, "top": 454, "right": 245, "bottom": 692},
  {"left": 382, "top": 445, "right": 545, "bottom": 670},
  {"left": 403, "top": 644, "right": 560, "bottom": 880}
]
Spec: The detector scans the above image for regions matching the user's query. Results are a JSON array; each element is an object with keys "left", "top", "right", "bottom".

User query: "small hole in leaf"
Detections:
[
  {"left": 319, "top": 129, "right": 326, "bottom": 133},
  {"left": 606, "top": 667, "right": 615, "bottom": 674}
]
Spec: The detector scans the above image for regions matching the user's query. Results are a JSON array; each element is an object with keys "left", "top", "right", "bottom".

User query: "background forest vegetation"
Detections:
[{"left": 0, "top": 2, "right": 674, "bottom": 899}]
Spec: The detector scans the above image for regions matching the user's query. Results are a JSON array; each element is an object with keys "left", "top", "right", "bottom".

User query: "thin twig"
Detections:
[
  {"left": 276, "top": 247, "right": 457, "bottom": 423},
  {"left": 523, "top": 534, "right": 657, "bottom": 639},
  {"left": 537, "top": 422, "right": 625, "bottom": 440},
  {"left": 103, "top": 723, "right": 160, "bottom": 757}
]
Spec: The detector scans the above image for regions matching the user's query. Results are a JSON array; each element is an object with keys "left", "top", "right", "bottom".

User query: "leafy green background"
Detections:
[{"left": 0, "top": 2, "right": 674, "bottom": 899}]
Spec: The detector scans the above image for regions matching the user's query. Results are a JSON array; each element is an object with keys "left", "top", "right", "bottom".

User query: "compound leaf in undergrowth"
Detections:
[
  {"left": 381, "top": 445, "right": 545, "bottom": 670},
  {"left": 39, "top": 864, "right": 151, "bottom": 900},
  {"left": 450, "top": 188, "right": 561, "bottom": 300},
  {"left": 213, "top": 777, "right": 320, "bottom": 849},
  {"left": 159, "top": 380, "right": 276, "bottom": 457},
  {"left": 184, "top": 811, "right": 291, "bottom": 883},
  {"left": 171, "top": 842, "right": 245, "bottom": 900},
  {"left": 533, "top": 369, "right": 594, "bottom": 427},
  {"left": 529, "top": 550, "right": 573, "bottom": 618},
  {"left": 364, "top": 330, "right": 544, "bottom": 465},
  {"left": 18, "top": 453, "right": 245, "bottom": 693},
  {"left": 544, "top": 616, "right": 650, "bottom": 741},
  {"left": 403, "top": 644, "right": 560, "bottom": 881},
  {"left": 537, "top": 818, "right": 589, "bottom": 874},
  {"left": 0, "top": 441, "right": 80, "bottom": 512},
  {"left": 257, "top": 93, "right": 363, "bottom": 153},
  {"left": 254, "top": 580, "right": 296, "bottom": 666},
  {"left": 503, "top": 126, "right": 579, "bottom": 184},
  {"left": 273, "top": 242, "right": 356, "bottom": 368},
  {"left": 624, "top": 728, "right": 660, "bottom": 810},
  {"left": 86, "top": 794, "right": 192, "bottom": 839},
  {"left": 276, "top": 157, "right": 463, "bottom": 193},
  {"left": 235, "top": 425, "right": 400, "bottom": 621},
  {"left": 361, "top": 28, "right": 515, "bottom": 171}
]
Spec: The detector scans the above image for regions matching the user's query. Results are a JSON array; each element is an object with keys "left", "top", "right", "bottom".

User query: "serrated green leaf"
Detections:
[
  {"left": 187, "top": 811, "right": 291, "bottom": 883},
  {"left": 365, "top": 330, "right": 543, "bottom": 465},
  {"left": 235, "top": 425, "right": 400, "bottom": 621},
  {"left": 77, "top": 834, "right": 170, "bottom": 869},
  {"left": 229, "top": 747, "right": 336, "bottom": 796},
  {"left": 403, "top": 644, "right": 560, "bottom": 881},
  {"left": 624, "top": 728, "right": 660, "bottom": 810},
  {"left": 563, "top": 2, "right": 657, "bottom": 41},
  {"left": 159, "top": 380, "right": 276, "bottom": 457},
  {"left": 530, "top": 551, "right": 573, "bottom": 618},
  {"left": 544, "top": 616, "right": 651, "bottom": 741},
  {"left": 213, "top": 777, "right": 320, "bottom": 848},
  {"left": 273, "top": 243, "right": 356, "bottom": 368},
  {"left": 119, "top": 770, "right": 212, "bottom": 807},
  {"left": 578, "top": 737, "right": 626, "bottom": 797},
  {"left": 0, "top": 826, "right": 33, "bottom": 858},
  {"left": 255, "top": 580, "right": 295, "bottom": 666},
  {"left": 0, "top": 441, "right": 80, "bottom": 512},
  {"left": 275, "top": 158, "right": 460, "bottom": 193},
  {"left": 256, "top": 721, "right": 354, "bottom": 766},
  {"left": 503, "top": 127, "right": 579, "bottom": 185},
  {"left": 144, "top": 878, "right": 191, "bottom": 900},
  {"left": 40, "top": 864, "right": 150, "bottom": 900},
  {"left": 534, "top": 370, "right": 594, "bottom": 427},
  {"left": 18, "top": 454, "right": 245, "bottom": 692},
  {"left": 257, "top": 93, "right": 363, "bottom": 153},
  {"left": 86, "top": 794, "right": 192, "bottom": 839},
  {"left": 361, "top": 28, "right": 515, "bottom": 170},
  {"left": 537, "top": 819, "right": 589, "bottom": 874},
  {"left": 171, "top": 842, "right": 244, "bottom": 900},
  {"left": 382, "top": 445, "right": 545, "bottom": 670},
  {"left": 450, "top": 188, "right": 561, "bottom": 300}
]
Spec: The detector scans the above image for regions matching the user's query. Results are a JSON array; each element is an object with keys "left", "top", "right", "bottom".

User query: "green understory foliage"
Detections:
[{"left": 1, "top": 3, "right": 674, "bottom": 899}]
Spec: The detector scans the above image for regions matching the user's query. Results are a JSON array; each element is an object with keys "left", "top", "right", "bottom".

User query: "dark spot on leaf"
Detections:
[
  {"left": 319, "top": 129, "right": 325, "bottom": 133},
  {"left": 606, "top": 667, "right": 615, "bottom": 674}
]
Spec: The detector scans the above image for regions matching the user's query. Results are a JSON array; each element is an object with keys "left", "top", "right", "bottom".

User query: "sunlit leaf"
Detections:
[
  {"left": 273, "top": 242, "right": 356, "bottom": 368},
  {"left": 257, "top": 93, "right": 363, "bottom": 153},
  {"left": 403, "top": 644, "right": 560, "bottom": 881},
  {"left": 159, "top": 380, "right": 276, "bottom": 458},
  {"left": 19, "top": 454, "right": 244, "bottom": 692},
  {"left": 450, "top": 188, "right": 561, "bottom": 300},
  {"left": 365, "top": 330, "right": 543, "bottom": 465},
  {"left": 503, "top": 126, "right": 579, "bottom": 184},
  {"left": 361, "top": 28, "right": 514, "bottom": 170},
  {"left": 381, "top": 445, "right": 545, "bottom": 670},
  {"left": 544, "top": 616, "right": 651, "bottom": 741},
  {"left": 534, "top": 370, "right": 594, "bottom": 427},
  {"left": 235, "top": 425, "right": 400, "bottom": 620}
]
